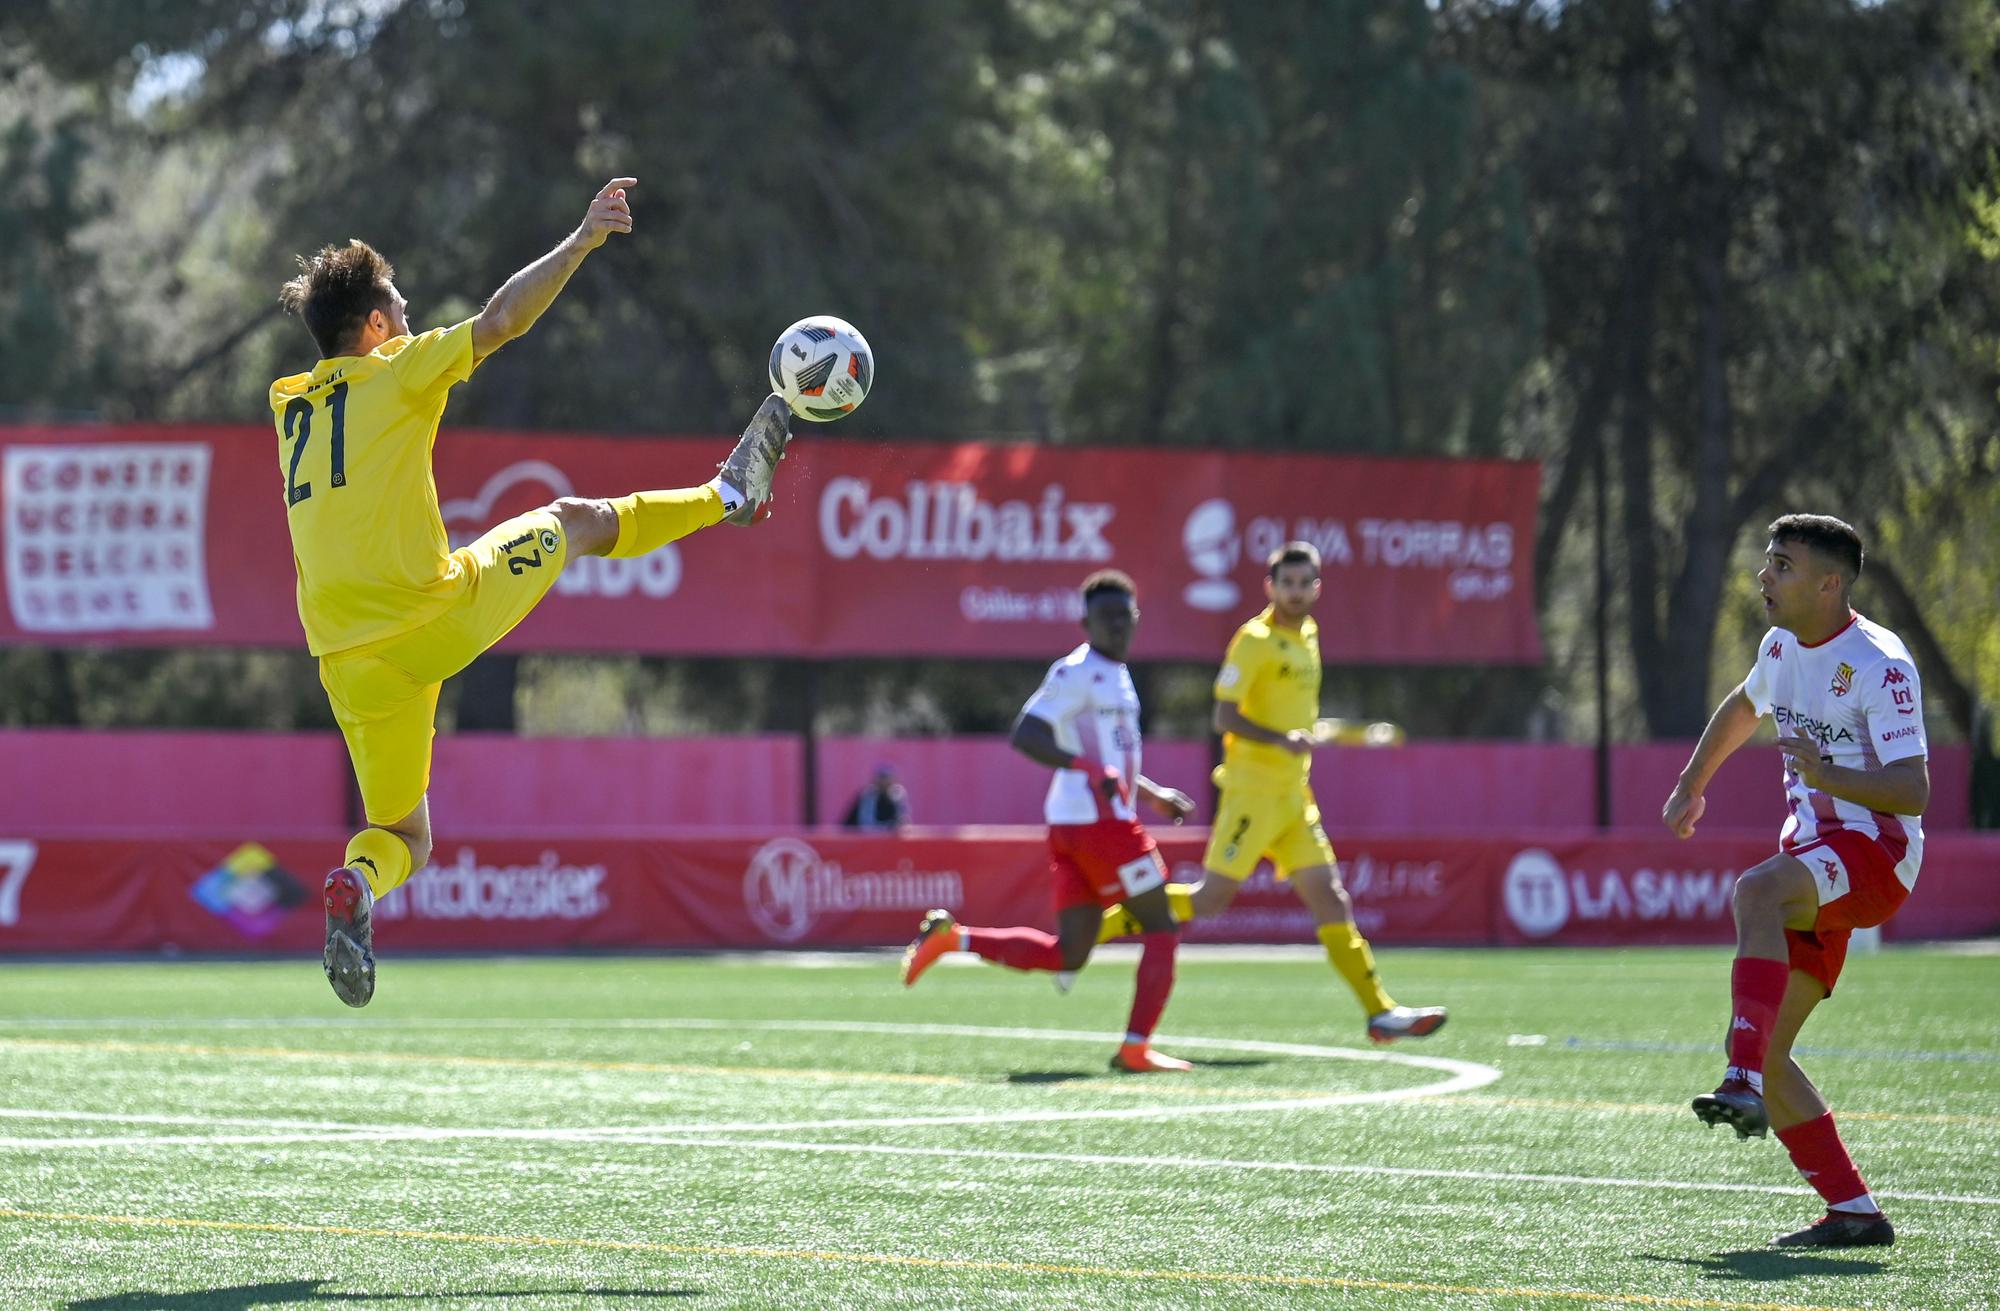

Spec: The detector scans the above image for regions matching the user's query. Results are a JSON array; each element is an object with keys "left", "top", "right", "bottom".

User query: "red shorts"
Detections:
[
  {"left": 1047, "top": 818, "right": 1168, "bottom": 912},
  {"left": 1782, "top": 830, "right": 1909, "bottom": 996}
]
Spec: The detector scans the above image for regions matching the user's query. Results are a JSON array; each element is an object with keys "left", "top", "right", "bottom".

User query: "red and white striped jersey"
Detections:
[
  {"left": 1743, "top": 614, "right": 1926, "bottom": 887},
  {"left": 1020, "top": 643, "right": 1142, "bottom": 826}
]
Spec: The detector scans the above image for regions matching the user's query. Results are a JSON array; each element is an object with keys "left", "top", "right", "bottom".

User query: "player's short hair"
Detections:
[
  {"left": 1080, "top": 569, "right": 1137, "bottom": 605},
  {"left": 1768, "top": 514, "right": 1864, "bottom": 582},
  {"left": 1267, "top": 541, "right": 1322, "bottom": 580},
  {"left": 279, "top": 239, "right": 396, "bottom": 357}
]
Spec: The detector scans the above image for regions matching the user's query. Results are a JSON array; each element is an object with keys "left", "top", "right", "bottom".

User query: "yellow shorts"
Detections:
[
  {"left": 318, "top": 510, "right": 569, "bottom": 826},
  {"left": 1203, "top": 779, "right": 1337, "bottom": 882}
]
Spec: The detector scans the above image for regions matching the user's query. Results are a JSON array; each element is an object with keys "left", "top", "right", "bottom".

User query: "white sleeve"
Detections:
[
  {"left": 1742, "top": 634, "right": 1777, "bottom": 715},
  {"left": 1020, "top": 661, "right": 1082, "bottom": 735},
  {"left": 1860, "top": 657, "right": 1927, "bottom": 764}
]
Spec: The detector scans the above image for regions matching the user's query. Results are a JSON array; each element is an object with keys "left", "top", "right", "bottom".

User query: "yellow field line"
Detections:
[
  {"left": 0, "top": 1206, "right": 1868, "bottom": 1311},
  {"left": 0, "top": 1036, "right": 969, "bottom": 1088},
  {"left": 0, "top": 1037, "right": 1330, "bottom": 1105}
]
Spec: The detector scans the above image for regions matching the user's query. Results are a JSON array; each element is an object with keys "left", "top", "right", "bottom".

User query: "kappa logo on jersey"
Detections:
[
  {"left": 1830, "top": 661, "right": 1855, "bottom": 697},
  {"left": 1767, "top": 640, "right": 1784, "bottom": 660},
  {"left": 1881, "top": 667, "right": 1908, "bottom": 687},
  {"left": 1731, "top": 1016, "right": 1756, "bottom": 1032}
]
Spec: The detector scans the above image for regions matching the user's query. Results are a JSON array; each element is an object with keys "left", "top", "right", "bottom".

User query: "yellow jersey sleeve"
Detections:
[
  {"left": 384, "top": 318, "right": 478, "bottom": 396},
  {"left": 1213, "top": 625, "right": 1267, "bottom": 705}
]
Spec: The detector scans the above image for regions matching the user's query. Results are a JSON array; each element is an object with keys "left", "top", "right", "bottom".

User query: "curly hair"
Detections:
[{"left": 279, "top": 239, "right": 396, "bottom": 357}]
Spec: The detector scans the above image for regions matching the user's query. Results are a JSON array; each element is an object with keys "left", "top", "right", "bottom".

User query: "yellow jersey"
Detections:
[
  {"left": 268, "top": 319, "right": 480, "bottom": 655},
  {"left": 1214, "top": 606, "right": 1322, "bottom": 788}
]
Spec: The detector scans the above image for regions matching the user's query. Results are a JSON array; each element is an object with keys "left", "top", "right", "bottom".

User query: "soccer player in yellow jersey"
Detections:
[
  {"left": 271, "top": 177, "right": 792, "bottom": 1007},
  {"left": 1100, "top": 542, "right": 1448, "bottom": 1043}
]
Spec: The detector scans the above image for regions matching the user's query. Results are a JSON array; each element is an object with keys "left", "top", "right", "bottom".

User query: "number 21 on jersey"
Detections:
[{"left": 282, "top": 380, "right": 348, "bottom": 506}]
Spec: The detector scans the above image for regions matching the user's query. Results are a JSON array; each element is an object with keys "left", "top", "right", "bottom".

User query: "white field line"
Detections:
[
  {"left": 1, "top": 1120, "right": 1994, "bottom": 1211},
  {"left": 5, "top": 1019, "right": 1996, "bottom": 1210},
  {"left": 0, "top": 1025, "right": 1499, "bottom": 1143}
]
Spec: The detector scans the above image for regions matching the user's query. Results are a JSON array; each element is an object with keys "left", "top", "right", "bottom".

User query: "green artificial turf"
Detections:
[{"left": 1, "top": 945, "right": 1994, "bottom": 1309}]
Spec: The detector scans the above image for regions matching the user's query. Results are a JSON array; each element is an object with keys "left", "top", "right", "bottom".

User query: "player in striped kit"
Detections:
[{"left": 1663, "top": 514, "right": 1928, "bottom": 1248}]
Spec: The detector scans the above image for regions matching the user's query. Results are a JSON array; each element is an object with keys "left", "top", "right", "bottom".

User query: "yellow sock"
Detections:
[
  {"left": 1096, "top": 883, "right": 1199, "bottom": 944},
  {"left": 345, "top": 828, "right": 413, "bottom": 899},
  {"left": 1318, "top": 922, "right": 1395, "bottom": 1016},
  {"left": 607, "top": 486, "right": 723, "bottom": 558}
]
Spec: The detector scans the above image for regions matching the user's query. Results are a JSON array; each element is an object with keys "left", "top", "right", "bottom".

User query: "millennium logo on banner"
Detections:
[{"left": 743, "top": 837, "right": 964, "bottom": 942}]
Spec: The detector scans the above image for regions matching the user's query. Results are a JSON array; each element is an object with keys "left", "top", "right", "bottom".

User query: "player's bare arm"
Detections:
[
  {"left": 1213, "top": 699, "right": 1313, "bottom": 755},
  {"left": 471, "top": 176, "right": 636, "bottom": 361},
  {"left": 1774, "top": 740, "right": 1929, "bottom": 815},
  {"left": 1663, "top": 681, "right": 1762, "bottom": 838},
  {"left": 1010, "top": 713, "right": 1122, "bottom": 805},
  {"left": 1134, "top": 777, "right": 1193, "bottom": 824}
]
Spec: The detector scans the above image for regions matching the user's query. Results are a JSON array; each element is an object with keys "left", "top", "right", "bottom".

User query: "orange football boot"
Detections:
[
  {"left": 1110, "top": 1043, "right": 1193, "bottom": 1073},
  {"left": 900, "top": 909, "right": 958, "bottom": 987}
]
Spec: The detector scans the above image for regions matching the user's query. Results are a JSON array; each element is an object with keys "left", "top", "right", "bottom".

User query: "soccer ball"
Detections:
[{"left": 768, "top": 316, "right": 873, "bottom": 422}]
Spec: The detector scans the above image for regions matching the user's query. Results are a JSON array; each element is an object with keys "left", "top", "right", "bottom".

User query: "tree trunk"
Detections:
[{"left": 1652, "top": 0, "right": 1735, "bottom": 735}]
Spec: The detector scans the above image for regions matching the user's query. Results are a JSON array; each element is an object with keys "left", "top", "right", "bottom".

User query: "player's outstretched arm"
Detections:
[
  {"left": 471, "top": 177, "right": 636, "bottom": 361},
  {"left": 1662, "top": 681, "right": 1760, "bottom": 838},
  {"left": 1213, "top": 700, "right": 1313, "bottom": 755}
]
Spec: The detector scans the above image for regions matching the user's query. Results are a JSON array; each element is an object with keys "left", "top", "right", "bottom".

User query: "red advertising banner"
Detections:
[
  {"left": 3, "top": 830, "right": 1993, "bottom": 955},
  {"left": 0, "top": 424, "right": 1542, "bottom": 663}
]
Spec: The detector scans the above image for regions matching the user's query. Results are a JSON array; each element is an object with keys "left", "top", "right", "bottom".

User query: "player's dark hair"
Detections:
[
  {"left": 1267, "top": 541, "right": 1322, "bottom": 579},
  {"left": 1768, "top": 514, "right": 1864, "bottom": 582},
  {"left": 1080, "top": 569, "right": 1137, "bottom": 604},
  {"left": 279, "top": 239, "right": 397, "bottom": 357}
]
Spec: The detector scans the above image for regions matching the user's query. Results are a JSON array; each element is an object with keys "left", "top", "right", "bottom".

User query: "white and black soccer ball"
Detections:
[{"left": 768, "top": 316, "right": 873, "bottom": 422}]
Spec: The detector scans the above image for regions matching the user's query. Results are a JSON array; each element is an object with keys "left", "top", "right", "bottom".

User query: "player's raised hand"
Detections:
[
  {"left": 573, "top": 177, "right": 637, "bottom": 251},
  {"left": 1661, "top": 787, "right": 1706, "bottom": 840}
]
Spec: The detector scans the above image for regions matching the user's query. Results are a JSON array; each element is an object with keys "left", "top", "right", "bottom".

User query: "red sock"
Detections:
[
  {"left": 1776, "top": 1113, "right": 1875, "bottom": 1211},
  {"left": 1123, "top": 931, "right": 1179, "bottom": 1042},
  {"left": 964, "top": 926, "right": 1063, "bottom": 973},
  {"left": 1725, "top": 956, "right": 1791, "bottom": 1090}
]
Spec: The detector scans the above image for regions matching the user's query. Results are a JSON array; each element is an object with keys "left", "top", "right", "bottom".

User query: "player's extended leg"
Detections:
[
  {"left": 1104, "top": 885, "right": 1189, "bottom": 1074},
  {"left": 1692, "top": 851, "right": 1819, "bottom": 1139},
  {"left": 899, "top": 905, "right": 1091, "bottom": 988},
  {"left": 1762, "top": 970, "right": 1894, "bottom": 1247},
  {"left": 580, "top": 394, "right": 792, "bottom": 557},
  {"left": 1289, "top": 863, "right": 1447, "bottom": 1043}
]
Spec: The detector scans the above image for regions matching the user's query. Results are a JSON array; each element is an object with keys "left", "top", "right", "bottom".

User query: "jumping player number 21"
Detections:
[{"left": 283, "top": 381, "right": 349, "bottom": 506}]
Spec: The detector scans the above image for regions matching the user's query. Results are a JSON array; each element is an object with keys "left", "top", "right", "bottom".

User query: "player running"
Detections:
[
  {"left": 1665, "top": 514, "right": 1927, "bottom": 1249},
  {"left": 271, "top": 177, "right": 792, "bottom": 1008},
  {"left": 901, "top": 570, "right": 1197, "bottom": 1073},
  {"left": 1097, "top": 542, "right": 1446, "bottom": 1044}
]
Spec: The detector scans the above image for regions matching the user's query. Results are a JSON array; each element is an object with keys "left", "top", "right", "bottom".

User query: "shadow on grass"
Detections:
[
  {"left": 69, "top": 1281, "right": 700, "bottom": 1309},
  {"left": 1006, "top": 1054, "right": 1274, "bottom": 1083},
  {"left": 1635, "top": 1250, "right": 1890, "bottom": 1282}
]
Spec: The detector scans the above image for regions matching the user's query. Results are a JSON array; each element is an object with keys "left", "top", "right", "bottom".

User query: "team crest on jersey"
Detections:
[
  {"left": 539, "top": 528, "right": 559, "bottom": 554},
  {"left": 1829, "top": 662, "right": 1855, "bottom": 697}
]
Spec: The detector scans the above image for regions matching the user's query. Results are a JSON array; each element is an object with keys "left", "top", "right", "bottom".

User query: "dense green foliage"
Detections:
[{"left": 0, "top": 1, "right": 1994, "bottom": 756}]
